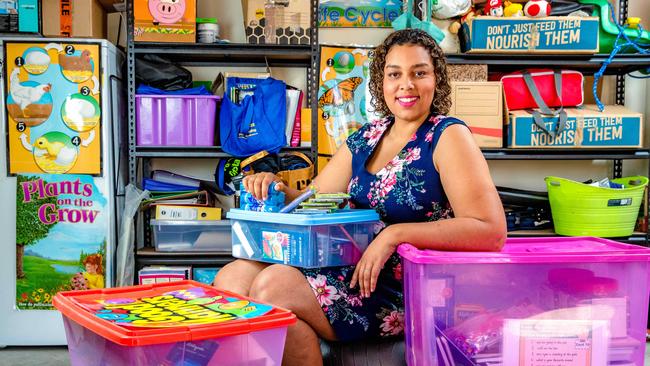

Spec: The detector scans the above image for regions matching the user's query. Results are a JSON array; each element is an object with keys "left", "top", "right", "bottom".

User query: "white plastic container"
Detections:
[{"left": 197, "top": 18, "right": 219, "bottom": 43}]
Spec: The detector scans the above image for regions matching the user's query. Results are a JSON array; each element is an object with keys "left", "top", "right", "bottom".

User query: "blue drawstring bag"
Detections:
[{"left": 220, "top": 77, "right": 287, "bottom": 157}]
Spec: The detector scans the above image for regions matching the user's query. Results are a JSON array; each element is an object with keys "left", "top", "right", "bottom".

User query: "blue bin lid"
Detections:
[{"left": 226, "top": 208, "right": 379, "bottom": 225}]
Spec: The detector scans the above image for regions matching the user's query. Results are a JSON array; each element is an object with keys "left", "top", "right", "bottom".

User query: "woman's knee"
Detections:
[
  {"left": 212, "top": 259, "right": 268, "bottom": 295},
  {"left": 249, "top": 265, "right": 306, "bottom": 305}
]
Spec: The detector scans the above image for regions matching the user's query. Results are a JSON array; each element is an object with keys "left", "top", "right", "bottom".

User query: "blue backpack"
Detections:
[{"left": 220, "top": 77, "right": 287, "bottom": 157}]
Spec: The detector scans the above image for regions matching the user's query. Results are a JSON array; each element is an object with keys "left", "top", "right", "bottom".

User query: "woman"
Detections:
[{"left": 214, "top": 29, "right": 506, "bottom": 365}]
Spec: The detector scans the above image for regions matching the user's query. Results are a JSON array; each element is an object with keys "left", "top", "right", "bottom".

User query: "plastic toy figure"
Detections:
[
  {"left": 485, "top": 0, "right": 504, "bottom": 17},
  {"left": 524, "top": 0, "right": 551, "bottom": 17}
]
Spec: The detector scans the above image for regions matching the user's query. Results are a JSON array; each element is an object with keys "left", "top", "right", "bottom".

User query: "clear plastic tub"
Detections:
[
  {"left": 397, "top": 237, "right": 650, "bottom": 366},
  {"left": 151, "top": 219, "right": 231, "bottom": 252},
  {"left": 53, "top": 280, "right": 296, "bottom": 366},
  {"left": 136, "top": 94, "right": 220, "bottom": 146},
  {"left": 227, "top": 209, "right": 380, "bottom": 268}
]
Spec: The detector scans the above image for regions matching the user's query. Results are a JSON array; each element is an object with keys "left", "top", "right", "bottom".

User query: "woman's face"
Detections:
[
  {"left": 85, "top": 263, "right": 97, "bottom": 274},
  {"left": 382, "top": 44, "right": 436, "bottom": 124}
]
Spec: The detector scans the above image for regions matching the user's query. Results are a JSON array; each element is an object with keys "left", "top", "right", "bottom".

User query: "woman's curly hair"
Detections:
[{"left": 369, "top": 29, "right": 451, "bottom": 117}]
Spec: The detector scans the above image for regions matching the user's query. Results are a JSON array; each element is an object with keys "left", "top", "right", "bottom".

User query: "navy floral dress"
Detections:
[{"left": 300, "top": 114, "right": 467, "bottom": 342}]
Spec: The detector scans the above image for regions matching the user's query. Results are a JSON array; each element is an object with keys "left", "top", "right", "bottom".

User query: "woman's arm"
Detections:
[{"left": 242, "top": 143, "right": 354, "bottom": 202}]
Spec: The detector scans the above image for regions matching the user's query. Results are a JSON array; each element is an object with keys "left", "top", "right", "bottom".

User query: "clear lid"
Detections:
[
  {"left": 226, "top": 208, "right": 379, "bottom": 225},
  {"left": 398, "top": 237, "right": 650, "bottom": 264}
]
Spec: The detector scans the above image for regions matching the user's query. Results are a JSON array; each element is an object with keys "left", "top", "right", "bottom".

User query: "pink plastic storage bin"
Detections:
[
  {"left": 53, "top": 280, "right": 295, "bottom": 366},
  {"left": 136, "top": 94, "right": 220, "bottom": 146},
  {"left": 398, "top": 237, "right": 650, "bottom": 366}
]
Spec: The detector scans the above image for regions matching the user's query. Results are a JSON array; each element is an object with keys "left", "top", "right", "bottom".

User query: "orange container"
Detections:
[{"left": 53, "top": 280, "right": 296, "bottom": 365}]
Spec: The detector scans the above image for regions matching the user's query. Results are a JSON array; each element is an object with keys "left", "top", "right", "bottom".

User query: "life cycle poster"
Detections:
[
  {"left": 317, "top": 45, "right": 377, "bottom": 158},
  {"left": 5, "top": 42, "right": 102, "bottom": 175},
  {"left": 319, "top": 0, "right": 402, "bottom": 27},
  {"left": 16, "top": 174, "right": 107, "bottom": 310}
]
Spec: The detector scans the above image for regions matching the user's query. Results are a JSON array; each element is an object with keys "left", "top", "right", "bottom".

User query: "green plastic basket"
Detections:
[{"left": 545, "top": 176, "right": 648, "bottom": 237}]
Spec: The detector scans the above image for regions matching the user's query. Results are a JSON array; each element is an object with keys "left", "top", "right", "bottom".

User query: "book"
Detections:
[
  {"left": 290, "top": 90, "right": 304, "bottom": 147},
  {"left": 300, "top": 108, "right": 312, "bottom": 147},
  {"left": 286, "top": 88, "right": 301, "bottom": 146},
  {"left": 155, "top": 205, "right": 222, "bottom": 221},
  {"left": 138, "top": 266, "right": 191, "bottom": 285}
]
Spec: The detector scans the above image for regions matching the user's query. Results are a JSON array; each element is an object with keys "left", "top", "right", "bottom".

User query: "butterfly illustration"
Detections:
[{"left": 318, "top": 77, "right": 363, "bottom": 114}]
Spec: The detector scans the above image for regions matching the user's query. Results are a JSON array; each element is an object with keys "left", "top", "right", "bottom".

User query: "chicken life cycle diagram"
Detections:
[{"left": 4, "top": 41, "right": 101, "bottom": 175}]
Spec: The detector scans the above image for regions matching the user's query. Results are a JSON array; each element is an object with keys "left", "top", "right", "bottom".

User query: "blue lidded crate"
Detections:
[{"left": 227, "top": 209, "right": 380, "bottom": 268}]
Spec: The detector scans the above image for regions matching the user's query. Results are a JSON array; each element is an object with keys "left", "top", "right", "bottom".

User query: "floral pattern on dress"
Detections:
[
  {"left": 368, "top": 147, "right": 426, "bottom": 213},
  {"left": 425, "top": 201, "right": 454, "bottom": 222},
  {"left": 303, "top": 267, "right": 370, "bottom": 331}
]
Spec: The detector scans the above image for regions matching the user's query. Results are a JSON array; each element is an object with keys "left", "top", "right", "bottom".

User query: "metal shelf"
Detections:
[
  {"left": 135, "top": 146, "right": 312, "bottom": 158},
  {"left": 446, "top": 53, "right": 650, "bottom": 74},
  {"left": 132, "top": 42, "right": 312, "bottom": 67},
  {"left": 136, "top": 247, "right": 235, "bottom": 267},
  {"left": 482, "top": 148, "right": 650, "bottom": 160}
]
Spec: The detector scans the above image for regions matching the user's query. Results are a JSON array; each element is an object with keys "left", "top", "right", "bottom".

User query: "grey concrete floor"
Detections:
[{"left": 1, "top": 344, "right": 650, "bottom": 365}]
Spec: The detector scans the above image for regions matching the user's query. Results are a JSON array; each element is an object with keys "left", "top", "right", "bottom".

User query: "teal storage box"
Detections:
[
  {"left": 0, "top": 0, "right": 40, "bottom": 33},
  {"left": 227, "top": 209, "right": 380, "bottom": 268},
  {"left": 460, "top": 16, "right": 599, "bottom": 53},
  {"left": 507, "top": 105, "right": 643, "bottom": 148}
]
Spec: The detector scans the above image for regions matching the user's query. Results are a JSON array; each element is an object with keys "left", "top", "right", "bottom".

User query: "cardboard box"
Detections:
[
  {"left": 0, "top": 0, "right": 40, "bottom": 33},
  {"left": 449, "top": 82, "right": 503, "bottom": 148},
  {"left": 245, "top": 0, "right": 310, "bottom": 44},
  {"left": 43, "top": 0, "right": 105, "bottom": 38},
  {"left": 133, "top": 0, "right": 195, "bottom": 43},
  {"left": 107, "top": 11, "right": 126, "bottom": 47},
  {"left": 447, "top": 64, "right": 488, "bottom": 82},
  {"left": 460, "top": 16, "right": 599, "bottom": 54},
  {"left": 507, "top": 105, "right": 643, "bottom": 148}
]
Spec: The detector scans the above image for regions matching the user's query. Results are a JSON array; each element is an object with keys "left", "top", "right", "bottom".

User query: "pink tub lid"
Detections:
[{"left": 397, "top": 237, "right": 650, "bottom": 264}]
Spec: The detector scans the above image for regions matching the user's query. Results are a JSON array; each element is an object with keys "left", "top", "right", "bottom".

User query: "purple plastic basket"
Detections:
[
  {"left": 136, "top": 94, "right": 221, "bottom": 146},
  {"left": 398, "top": 237, "right": 650, "bottom": 366}
]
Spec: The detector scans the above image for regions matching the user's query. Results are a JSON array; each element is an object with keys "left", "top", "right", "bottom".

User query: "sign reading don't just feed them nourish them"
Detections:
[
  {"left": 463, "top": 16, "right": 600, "bottom": 53},
  {"left": 319, "top": 0, "right": 401, "bottom": 27}
]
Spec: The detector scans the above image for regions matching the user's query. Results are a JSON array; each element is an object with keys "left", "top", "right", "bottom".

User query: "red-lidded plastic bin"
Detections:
[
  {"left": 53, "top": 280, "right": 296, "bottom": 366},
  {"left": 136, "top": 95, "right": 220, "bottom": 146},
  {"left": 397, "top": 237, "right": 650, "bottom": 366}
]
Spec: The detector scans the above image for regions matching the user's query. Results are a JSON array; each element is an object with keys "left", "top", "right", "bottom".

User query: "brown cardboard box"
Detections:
[
  {"left": 245, "top": 0, "right": 311, "bottom": 44},
  {"left": 43, "top": 0, "right": 106, "bottom": 38},
  {"left": 134, "top": 0, "right": 196, "bottom": 43},
  {"left": 449, "top": 82, "right": 503, "bottom": 148},
  {"left": 107, "top": 12, "right": 126, "bottom": 47}
]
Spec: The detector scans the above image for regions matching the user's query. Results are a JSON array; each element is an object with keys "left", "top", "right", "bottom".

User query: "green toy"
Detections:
[{"left": 578, "top": 0, "right": 650, "bottom": 53}]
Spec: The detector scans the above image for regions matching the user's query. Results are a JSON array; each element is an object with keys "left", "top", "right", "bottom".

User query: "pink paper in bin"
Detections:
[
  {"left": 136, "top": 94, "right": 221, "bottom": 146},
  {"left": 397, "top": 237, "right": 650, "bottom": 366}
]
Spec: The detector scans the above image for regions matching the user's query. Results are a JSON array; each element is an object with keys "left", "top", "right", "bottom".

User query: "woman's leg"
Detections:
[
  {"left": 249, "top": 264, "right": 338, "bottom": 366},
  {"left": 212, "top": 259, "right": 269, "bottom": 296}
]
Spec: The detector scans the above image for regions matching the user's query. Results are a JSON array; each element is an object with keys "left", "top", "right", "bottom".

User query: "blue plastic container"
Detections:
[{"left": 227, "top": 209, "right": 380, "bottom": 268}]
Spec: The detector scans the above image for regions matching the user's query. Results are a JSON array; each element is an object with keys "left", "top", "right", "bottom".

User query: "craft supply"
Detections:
[
  {"left": 279, "top": 185, "right": 317, "bottom": 213},
  {"left": 196, "top": 18, "right": 219, "bottom": 43},
  {"left": 240, "top": 181, "right": 285, "bottom": 212}
]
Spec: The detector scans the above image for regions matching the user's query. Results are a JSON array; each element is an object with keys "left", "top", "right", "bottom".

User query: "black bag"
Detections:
[{"left": 135, "top": 55, "right": 193, "bottom": 91}]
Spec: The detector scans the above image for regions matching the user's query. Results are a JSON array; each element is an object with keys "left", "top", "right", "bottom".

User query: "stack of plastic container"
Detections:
[
  {"left": 398, "top": 237, "right": 650, "bottom": 366},
  {"left": 54, "top": 280, "right": 296, "bottom": 365}
]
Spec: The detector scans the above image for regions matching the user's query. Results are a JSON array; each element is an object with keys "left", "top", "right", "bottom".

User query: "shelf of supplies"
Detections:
[
  {"left": 134, "top": 146, "right": 312, "bottom": 158},
  {"left": 132, "top": 42, "right": 312, "bottom": 67},
  {"left": 136, "top": 247, "right": 235, "bottom": 266},
  {"left": 482, "top": 148, "right": 650, "bottom": 160},
  {"left": 446, "top": 53, "right": 650, "bottom": 74}
]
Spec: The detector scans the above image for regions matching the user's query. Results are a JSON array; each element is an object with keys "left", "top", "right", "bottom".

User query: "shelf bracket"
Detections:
[{"left": 613, "top": 159, "right": 623, "bottom": 179}]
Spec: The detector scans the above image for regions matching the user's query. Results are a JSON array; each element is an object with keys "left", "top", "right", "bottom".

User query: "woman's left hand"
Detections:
[{"left": 350, "top": 227, "right": 399, "bottom": 298}]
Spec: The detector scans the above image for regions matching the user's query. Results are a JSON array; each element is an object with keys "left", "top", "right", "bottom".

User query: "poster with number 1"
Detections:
[{"left": 4, "top": 41, "right": 102, "bottom": 175}]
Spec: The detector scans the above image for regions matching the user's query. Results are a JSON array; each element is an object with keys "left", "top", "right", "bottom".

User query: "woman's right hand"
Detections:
[{"left": 242, "top": 172, "right": 286, "bottom": 201}]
